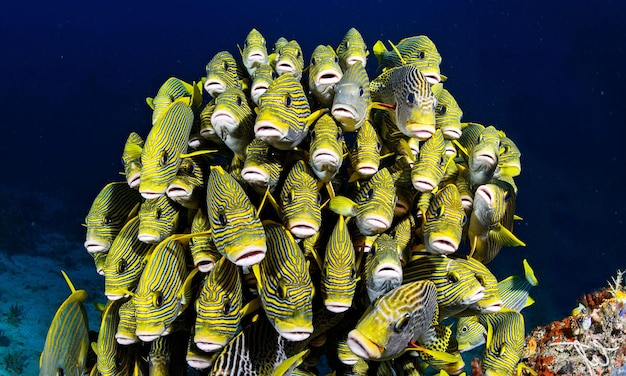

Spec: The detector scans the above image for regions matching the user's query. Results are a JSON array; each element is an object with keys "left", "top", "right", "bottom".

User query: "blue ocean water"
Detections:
[{"left": 1, "top": 0, "right": 625, "bottom": 374}]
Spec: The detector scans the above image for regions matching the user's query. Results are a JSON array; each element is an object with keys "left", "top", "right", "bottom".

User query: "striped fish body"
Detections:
[
  {"left": 279, "top": 160, "right": 322, "bottom": 239},
  {"left": 250, "top": 63, "right": 276, "bottom": 105},
  {"left": 254, "top": 73, "right": 313, "bottom": 150},
  {"left": 321, "top": 215, "right": 357, "bottom": 313},
  {"left": 39, "top": 272, "right": 90, "bottom": 376},
  {"left": 353, "top": 167, "right": 397, "bottom": 236},
  {"left": 240, "top": 28, "right": 269, "bottom": 76},
  {"left": 309, "top": 113, "right": 344, "bottom": 183},
  {"left": 478, "top": 311, "right": 525, "bottom": 375},
  {"left": 403, "top": 254, "right": 485, "bottom": 319},
  {"left": 421, "top": 184, "right": 465, "bottom": 255},
  {"left": 349, "top": 119, "right": 381, "bottom": 179},
  {"left": 204, "top": 51, "right": 246, "bottom": 98},
  {"left": 140, "top": 100, "right": 194, "bottom": 199},
  {"left": 189, "top": 207, "right": 221, "bottom": 272},
  {"left": 373, "top": 35, "right": 442, "bottom": 84},
  {"left": 274, "top": 39, "right": 305, "bottom": 80},
  {"left": 94, "top": 300, "right": 123, "bottom": 375},
  {"left": 206, "top": 165, "right": 266, "bottom": 266},
  {"left": 150, "top": 77, "right": 197, "bottom": 125},
  {"left": 495, "top": 134, "right": 522, "bottom": 179},
  {"left": 103, "top": 216, "right": 155, "bottom": 300},
  {"left": 166, "top": 154, "right": 208, "bottom": 209},
  {"left": 84, "top": 181, "right": 141, "bottom": 253},
  {"left": 455, "top": 315, "right": 486, "bottom": 352},
  {"left": 115, "top": 298, "right": 138, "bottom": 345},
  {"left": 90, "top": 251, "right": 107, "bottom": 275},
  {"left": 122, "top": 131, "right": 145, "bottom": 189},
  {"left": 411, "top": 129, "right": 448, "bottom": 192},
  {"left": 194, "top": 256, "right": 244, "bottom": 352},
  {"left": 467, "top": 125, "right": 501, "bottom": 186},
  {"left": 371, "top": 65, "right": 437, "bottom": 140},
  {"left": 198, "top": 98, "right": 222, "bottom": 144},
  {"left": 364, "top": 233, "right": 403, "bottom": 303},
  {"left": 497, "top": 259, "right": 538, "bottom": 312},
  {"left": 241, "top": 138, "right": 286, "bottom": 194},
  {"left": 331, "top": 61, "right": 371, "bottom": 132},
  {"left": 257, "top": 222, "right": 314, "bottom": 341},
  {"left": 336, "top": 28, "right": 368, "bottom": 70},
  {"left": 211, "top": 87, "right": 255, "bottom": 159},
  {"left": 308, "top": 44, "right": 343, "bottom": 108},
  {"left": 451, "top": 255, "right": 502, "bottom": 315},
  {"left": 134, "top": 238, "right": 189, "bottom": 342},
  {"left": 434, "top": 87, "right": 463, "bottom": 140},
  {"left": 138, "top": 194, "right": 184, "bottom": 244},
  {"left": 347, "top": 280, "right": 438, "bottom": 360},
  {"left": 389, "top": 213, "right": 416, "bottom": 265}
]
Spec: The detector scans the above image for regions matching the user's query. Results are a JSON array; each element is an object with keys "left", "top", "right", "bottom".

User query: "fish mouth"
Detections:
[
  {"left": 288, "top": 223, "right": 319, "bottom": 239},
  {"left": 374, "top": 263, "right": 403, "bottom": 280},
  {"left": 346, "top": 56, "right": 366, "bottom": 67},
  {"left": 479, "top": 300, "right": 503, "bottom": 314},
  {"left": 460, "top": 195, "right": 473, "bottom": 211},
  {"left": 324, "top": 302, "right": 352, "bottom": 313},
  {"left": 137, "top": 232, "right": 162, "bottom": 244},
  {"left": 312, "top": 150, "right": 340, "bottom": 167},
  {"left": 347, "top": 329, "right": 381, "bottom": 359},
  {"left": 275, "top": 60, "right": 295, "bottom": 75},
  {"left": 245, "top": 52, "right": 266, "bottom": 67},
  {"left": 188, "top": 135, "right": 205, "bottom": 149},
  {"left": 105, "top": 292, "right": 128, "bottom": 301},
  {"left": 166, "top": 184, "right": 192, "bottom": 200},
  {"left": 315, "top": 69, "right": 342, "bottom": 86},
  {"left": 355, "top": 163, "right": 378, "bottom": 179},
  {"left": 475, "top": 152, "right": 497, "bottom": 167},
  {"left": 427, "top": 235, "right": 459, "bottom": 255},
  {"left": 241, "top": 167, "right": 269, "bottom": 185},
  {"left": 231, "top": 245, "right": 267, "bottom": 266},
  {"left": 211, "top": 111, "right": 238, "bottom": 132},
  {"left": 250, "top": 83, "right": 269, "bottom": 103},
  {"left": 136, "top": 333, "right": 161, "bottom": 342},
  {"left": 331, "top": 104, "right": 357, "bottom": 122},
  {"left": 360, "top": 215, "right": 391, "bottom": 235},
  {"left": 464, "top": 287, "right": 486, "bottom": 305},
  {"left": 279, "top": 329, "right": 313, "bottom": 342},
  {"left": 115, "top": 333, "right": 138, "bottom": 345},
  {"left": 475, "top": 185, "right": 495, "bottom": 205},
  {"left": 126, "top": 172, "right": 141, "bottom": 189},
  {"left": 412, "top": 176, "right": 437, "bottom": 193},
  {"left": 194, "top": 338, "right": 227, "bottom": 352},
  {"left": 186, "top": 355, "right": 213, "bottom": 370},
  {"left": 194, "top": 257, "right": 217, "bottom": 273},
  {"left": 406, "top": 123, "right": 436, "bottom": 140},
  {"left": 84, "top": 240, "right": 109, "bottom": 254},
  {"left": 254, "top": 120, "right": 285, "bottom": 139},
  {"left": 441, "top": 126, "right": 463, "bottom": 140},
  {"left": 139, "top": 190, "right": 164, "bottom": 200},
  {"left": 394, "top": 198, "right": 410, "bottom": 216},
  {"left": 203, "top": 80, "right": 226, "bottom": 97}
]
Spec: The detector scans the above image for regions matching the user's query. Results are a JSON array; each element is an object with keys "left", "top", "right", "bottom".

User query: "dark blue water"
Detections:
[{"left": 1, "top": 0, "right": 625, "bottom": 373}]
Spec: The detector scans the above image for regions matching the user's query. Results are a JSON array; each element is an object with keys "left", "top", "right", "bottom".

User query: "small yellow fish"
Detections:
[
  {"left": 239, "top": 28, "right": 269, "bottom": 76},
  {"left": 331, "top": 61, "right": 371, "bottom": 132},
  {"left": 121, "top": 131, "right": 144, "bottom": 189},
  {"left": 308, "top": 44, "right": 343, "bottom": 108},
  {"left": 336, "top": 27, "right": 369, "bottom": 70}
]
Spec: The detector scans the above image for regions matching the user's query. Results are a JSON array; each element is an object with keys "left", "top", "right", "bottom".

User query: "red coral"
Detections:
[
  {"left": 578, "top": 289, "right": 612, "bottom": 310},
  {"left": 470, "top": 357, "right": 483, "bottom": 376}
]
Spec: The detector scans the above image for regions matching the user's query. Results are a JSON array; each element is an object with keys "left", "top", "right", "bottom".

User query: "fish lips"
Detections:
[
  {"left": 227, "top": 243, "right": 267, "bottom": 266},
  {"left": 314, "top": 68, "right": 342, "bottom": 87},
  {"left": 358, "top": 214, "right": 392, "bottom": 236},
  {"left": 347, "top": 329, "right": 382, "bottom": 359},
  {"left": 287, "top": 221, "right": 320, "bottom": 239},
  {"left": 194, "top": 336, "right": 229, "bottom": 352},
  {"left": 406, "top": 122, "right": 436, "bottom": 140},
  {"left": 203, "top": 79, "right": 227, "bottom": 97},
  {"left": 241, "top": 167, "right": 270, "bottom": 186},
  {"left": 126, "top": 172, "right": 141, "bottom": 189},
  {"left": 211, "top": 110, "right": 238, "bottom": 133},
  {"left": 412, "top": 175, "right": 438, "bottom": 193},
  {"left": 84, "top": 239, "right": 110, "bottom": 254},
  {"left": 254, "top": 119, "right": 287, "bottom": 145},
  {"left": 425, "top": 234, "right": 460, "bottom": 255}
]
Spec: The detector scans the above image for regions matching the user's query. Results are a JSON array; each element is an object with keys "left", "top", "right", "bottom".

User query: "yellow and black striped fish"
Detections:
[
  {"left": 497, "top": 259, "right": 538, "bottom": 312},
  {"left": 421, "top": 183, "right": 466, "bottom": 255},
  {"left": 115, "top": 298, "right": 138, "bottom": 345},
  {"left": 188, "top": 206, "right": 221, "bottom": 272},
  {"left": 140, "top": 100, "right": 194, "bottom": 199},
  {"left": 204, "top": 51, "right": 247, "bottom": 98},
  {"left": 478, "top": 310, "right": 525, "bottom": 375},
  {"left": 92, "top": 299, "right": 125, "bottom": 376},
  {"left": 363, "top": 233, "right": 403, "bottom": 304},
  {"left": 239, "top": 28, "right": 269, "bottom": 77},
  {"left": 308, "top": 44, "right": 343, "bottom": 108},
  {"left": 254, "top": 222, "right": 314, "bottom": 341},
  {"left": 434, "top": 87, "right": 463, "bottom": 140},
  {"left": 166, "top": 154, "right": 209, "bottom": 209},
  {"left": 84, "top": 181, "right": 141, "bottom": 253},
  {"left": 373, "top": 35, "right": 443, "bottom": 84},
  {"left": 336, "top": 27, "right": 369, "bottom": 70},
  {"left": 451, "top": 254, "right": 503, "bottom": 315},
  {"left": 241, "top": 138, "right": 286, "bottom": 194},
  {"left": 138, "top": 194, "right": 185, "bottom": 244},
  {"left": 205, "top": 165, "right": 267, "bottom": 266},
  {"left": 273, "top": 39, "right": 305, "bottom": 80},
  {"left": 349, "top": 119, "right": 381, "bottom": 180},
  {"left": 39, "top": 271, "right": 90, "bottom": 376},
  {"left": 309, "top": 113, "right": 345, "bottom": 183},
  {"left": 121, "top": 131, "right": 144, "bottom": 189},
  {"left": 193, "top": 255, "right": 244, "bottom": 352},
  {"left": 279, "top": 160, "right": 322, "bottom": 239},
  {"left": 411, "top": 129, "right": 449, "bottom": 192},
  {"left": 321, "top": 214, "right": 357, "bottom": 313},
  {"left": 211, "top": 86, "right": 256, "bottom": 159},
  {"left": 147, "top": 77, "right": 200, "bottom": 125},
  {"left": 103, "top": 216, "right": 155, "bottom": 301},
  {"left": 331, "top": 61, "right": 371, "bottom": 132}
]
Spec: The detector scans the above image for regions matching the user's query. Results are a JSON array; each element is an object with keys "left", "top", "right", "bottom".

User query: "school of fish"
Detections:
[{"left": 40, "top": 28, "right": 537, "bottom": 376}]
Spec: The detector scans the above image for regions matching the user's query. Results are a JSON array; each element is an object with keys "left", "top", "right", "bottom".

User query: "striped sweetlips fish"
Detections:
[
  {"left": 363, "top": 233, "right": 403, "bottom": 304},
  {"left": 188, "top": 207, "right": 221, "bottom": 273},
  {"left": 39, "top": 271, "right": 90, "bottom": 376},
  {"left": 137, "top": 194, "right": 185, "bottom": 244},
  {"left": 249, "top": 63, "right": 276, "bottom": 105},
  {"left": 241, "top": 137, "right": 286, "bottom": 194},
  {"left": 273, "top": 39, "right": 305, "bottom": 80},
  {"left": 497, "top": 259, "right": 538, "bottom": 312},
  {"left": 279, "top": 159, "right": 322, "bottom": 239},
  {"left": 166, "top": 154, "right": 208, "bottom": 210},
  {"left": 349, "top": 118, "right": 381, "bottom": 180},
  {"left": 370, "top": 64, "right": 438, "bottom": 140},
  {"left": 84, "top": 181, "right": 141, "bottom": 254},
  {"left": 121, "top": 131, "right": 144, "bottom": 189},
  {"left": 411, "top": 129, "right": 449, "bottom": 193},
  {"left": 373, "top": 35, "right": 443, "bottom": 84},
  {"left": 478, "top": 310, "right": 526, "bottom": 376},
  {"left": 308, "top": 113, "right": 345, "bottom": 183},
  {"left": 238, "top": 28, "right": 269, "bottom": 77},
  {"left": 331, "top": 60, "right": 371, "bottom": 132},
  {"left": 210, "top": 86, "right": 255, "bottom": 160},
  {"left": 203, "top": 51, "right": 247, "bottom": 98},
  {"left": 115, "top": 299, "right": 138, "bottom": 345},
  {"left": 103, "top": 216, "right": 155, "bottom": 301},
  {"left": 205, "top": 165, "right": 266, "bottom": 266},
  {"left": 421, "top": 183, "right": 466, "bottom": 255},
  {"left": 450, "top": 254, "right": 503, "bottom": 316},
  {"left": 336, "top": 27, "right": 369, "bottom": 70},
  {"left": 254, "top": 73, "right": 326, "bottom": 150},
  {"left": 147, "top": 77, "right": 201, "bottom": 126},
  {"left": 308, "top": 44, "right": 343, "bottom": 108},
  {"left": 434, "top": 87, "right": 463, "bottom": 140},
  {"left": 253, "top": 222, "right": 314, "bottom": 341}
]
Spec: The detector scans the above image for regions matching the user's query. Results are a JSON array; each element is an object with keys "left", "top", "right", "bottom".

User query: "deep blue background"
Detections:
[{"left": 1, "top": 0, "right": 625, "bottom": 332}]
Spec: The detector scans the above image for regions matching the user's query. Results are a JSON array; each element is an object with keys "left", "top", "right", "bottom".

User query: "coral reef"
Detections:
[
  {"left": 2, "top": 350, "right": 28, "bottom": 375},
  {"left": 3, "top": 303, "right": 25, "bottom": 327},
  {"left": 521, "top": 270, "right": 626, "bottom": 375}
]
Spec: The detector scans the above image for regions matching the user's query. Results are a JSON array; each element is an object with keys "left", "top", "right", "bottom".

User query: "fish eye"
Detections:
[
  {"left": 155, "top": 208, "right": 162, "bottom": 220},
  {"left": 366, "top": 188, "right": 374, "bottom": 199},
  {"left": 461, "top": 214, "right": 467, "bottom": 226},
  {"left": 310, "top": 129, "right": 316, "bottom": 139},
  {"left": 393, "top": 313, "right": 411, "bottom": 333},
  {"left": 271, "top": 71, "right": 278, "bottom": 79},
  {"left": 153, "top": 292, "right": 164, "bottom": 307},
  {"left": 351, "top": 267, "right": 356, "bottom": 279},
  {"left": 118, "top": 259, "right": 128, "bottom": 274},
  {"left": 436, "top": 104, "right": 447, "bottom": 115},
  {"left": 337, "top": 132, "right": 343, "bottom": 142},
  {"left": 416, "top": 51, "right": 425, "bottom": 59},
  {"left": 237, "top": 95, "right": 243, "bottom": 106},
  {"left": 475, "top": 274, "right": 486, "bottom": 286},
  {"left": 160, "top": 150, "right": 169, "bottom": 166},
  {"left": 460, "top": 325, "right": 468, "bottom": 333},
  {"left": 103, "top": 216, "right": 113, "bottom": 225},
  {"left": 407, "top": 92, "right": 415, "bottom": 105},
  {"left": 447, "top": 271, "right": 459, "bottom": 284},
  {"left": 223, "top": 300, "right": 232, "bottom": 314},
  {"left": 218, "top": 212, "right": 227, "bottom": 226},
  {"left": 284, "top": 94, "right": 292, "bottom": 107},
  {"left": 57, "top": 368, "right": 65, "bottom": 376},
  {"left": 439, "top": 156, "right": 447, "bottom": 166},
  {"left": 334, "top": 56, "right": 338, "bottom": 63},
  {"left": 311, "top": 57, "right": 316, "bottom": 65},
  {"left": 297, "top": 50, "right": 301, "bottom": 58},
  {"left": 223, "top": 61, "right": 229, "bottom": 70},
  {"left": 358, "top": 86, "right": 364, "bottom": 97},
  {"left": 376, "top": 141, "right": 381, "bottom": 151}
]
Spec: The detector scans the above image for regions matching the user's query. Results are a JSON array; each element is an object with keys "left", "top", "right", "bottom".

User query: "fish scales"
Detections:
[
  {"left": 309, "top": 113, "right": 344, "bottom": 183},
  {"left": 280, "top": 159, "right": 322, "bottom": 239}
]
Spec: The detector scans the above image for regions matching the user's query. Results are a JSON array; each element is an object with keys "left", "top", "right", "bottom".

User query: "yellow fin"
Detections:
[
  {"left": 179, "top": 149, "right": 218, "bottom": 159},
  {"left": 523, "top": 259, "right": 539, "bottom": 286},
  {"left": 252, "top": 264, "right": 262, "bottom": 287},
  {"left": 125, "top": 143, "right": 143, "bottom": 157},
  {"left": 514, "top": 214, "right": 524, "bottom": 221},
  {"left": 489, "top": 225, "right": 526, "bottom": 247},
  {"left": 242, "top": 297, "right": 261, "bottom": 317},
  {"left": 372, "top": 40, "right": 388, "bottom": 65},
  {"left": 369, "top": 101, "right": 396, "bottom": 113},
  {"left": 387, "top": 40, "right": 407, "bottom": 65},
  {"left": 406, "top": 343, "right": 459, "bottom": 364},
  {"left": 273, "top": 348, "right": 310, "bottom": 376},
  {"left": 329, "top": 196, "right": 357, "bottom": 217},
  {"left": 61, "top": 270, "right": 77, "bottom": 294},
  {"left": 306, "top": 108, "right": 329, "bottom": 127},
  {"left": 452, "top": 139, "right": 469, "bottom": 160},
  {"left": 146, "top": 97, "right": 155, "bottom": 110}
]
